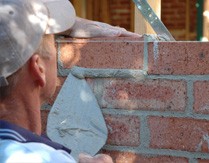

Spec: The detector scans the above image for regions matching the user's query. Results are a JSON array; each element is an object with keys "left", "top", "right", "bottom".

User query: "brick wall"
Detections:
[
  {"left": 109, "top": 0, "right": 132, "bottom": 31},
  {"left": 161, "top": 0, "right": 197, "bottom": 41},
  {"left": 41, "top": 36, "right": 209, "bottom": 162},
  {"left": 107, "top": 0, "right": 197, "bottom": 41}
]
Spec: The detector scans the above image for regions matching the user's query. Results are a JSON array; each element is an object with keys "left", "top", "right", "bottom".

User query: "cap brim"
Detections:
[{"left": 43, "top": 0, "right": 76, "bottom": 34}]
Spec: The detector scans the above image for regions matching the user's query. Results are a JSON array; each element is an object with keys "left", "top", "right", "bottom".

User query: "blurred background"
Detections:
[{"left": 70, "top": 0, "right": 208, "bottom": 41}]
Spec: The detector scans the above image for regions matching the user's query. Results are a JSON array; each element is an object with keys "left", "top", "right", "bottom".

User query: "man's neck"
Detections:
[{"left": 0, "top": 93, "right": 42, "bottom": 135}]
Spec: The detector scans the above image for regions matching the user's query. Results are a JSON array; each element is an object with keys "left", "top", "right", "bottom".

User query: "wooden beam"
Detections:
[
  {"left": 130, "top": 1, "right": 135, "bottom": 32},
  {"left": 203, "top": 0, "right": 209, "bottom": 40},
  {"left": 86, "top": 0, "right": 93, "bottom": 20},
  {"left": 134, "top": 0, "right": 161, "bottom": 35},
  {"left": 101, "top": 0, "right": 111, "bottom": 24},
  {"left": 93, "top": 1, "right": 100, "bottom": 20},
  {"left": 86, "top": 0, "right": 111, "bottom": 23},
  {"left": 185, "top": 0, "right": 190, "bottom": 40},
  {"left": 71, "top": 0, "right": 86, "bottom": 18}
]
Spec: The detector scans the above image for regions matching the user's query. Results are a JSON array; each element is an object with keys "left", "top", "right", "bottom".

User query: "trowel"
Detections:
[{"left": 47, "top": 73, "right": 108, "bottom": 161}]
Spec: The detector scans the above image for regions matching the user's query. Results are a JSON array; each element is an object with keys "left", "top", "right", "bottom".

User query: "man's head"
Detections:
[
  {"left": 0, "top": 0, "right": 75, "bottom": 100},
  {"left": 0, "top": 35, "right": 57, "bottom": 100}
]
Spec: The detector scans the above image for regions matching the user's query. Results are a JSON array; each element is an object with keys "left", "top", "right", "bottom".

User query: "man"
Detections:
[{"left": 0, "top": 0, "right": 114, "bottom": 162}]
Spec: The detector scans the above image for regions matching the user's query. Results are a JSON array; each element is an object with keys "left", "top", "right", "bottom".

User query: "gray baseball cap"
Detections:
[{"left": 0, "top": 0, "right": 76, "bottom": 87}]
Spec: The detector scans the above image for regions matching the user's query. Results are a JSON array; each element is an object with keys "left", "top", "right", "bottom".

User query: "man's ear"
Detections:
[{"left": 29, "top": 54, "right": 46, "bottom": 87}]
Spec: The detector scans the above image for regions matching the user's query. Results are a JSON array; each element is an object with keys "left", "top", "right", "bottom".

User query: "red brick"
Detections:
[
  {"left": 102, "top": 150, "right": 188, "bottom": 163},
  {"left": 148, "top": 42, "right": 209, "bottom": 75},
  {"left": 198, "top": 159, "right": 209, "bottom": 163},
  {"left": 149, "top": 116, "right": 209, "bottom": 152},
  {"left": 41, "top": 110, "right": 50, "bottom": 135},
  {"left": 105, "top": 114, "right": 140, "bottom": 146},
  {"left": 194, "top": 81, "right": 209, "bottom": 114},
  {"left": 59, "top": 37, "right": 144, "bottom": 69},
  {"left": 95, "top": 79, "right": 186, "bottom": 111}
]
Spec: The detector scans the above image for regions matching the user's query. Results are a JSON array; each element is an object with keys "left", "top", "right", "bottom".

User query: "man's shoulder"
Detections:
[{"left": 0, "top": 140, "right": 76, "bottom": 163}]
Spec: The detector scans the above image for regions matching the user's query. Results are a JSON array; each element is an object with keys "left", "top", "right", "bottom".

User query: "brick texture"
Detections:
[
  {"left": 162, "top": 0, "right": 186, "bottom": 30},
  {"left": 194, "top": 81, "right": 209, "bottom": 114},
  {"left": 148, "top": 42, "right": 209, "bottom": 75},
  {"left": 105, "top": 114, "right": 140, "bottom": 146},
  {"left": 59, "top": 38, "right": 144, "bottom": 69},
  {"left": 41, "top": 110, "right": 50, "bottom": 135},
  {"left": 110, "top": 0, "right": 131, "bottom": 30},
  {"left": 90, "top": 78, "right": 186, "bottom": 112},
  {"left": 40, "top": 37, "right": 209, "bottom": 162},
  {"left": 47, "top": 76, "right": 66, "bottom": 105},
  {"left": 161, "top": 0, "right": 197, "bottom": 40},
  {"left": 149, "top": 116, "right": 209, "bottom": 152},
  {"left": 102, "top": 150, "right": 188, "bottom": 163}
]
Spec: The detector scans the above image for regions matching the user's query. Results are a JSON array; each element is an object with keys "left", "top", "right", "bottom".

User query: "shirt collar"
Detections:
[{"left": 0, "top": 120, "right": 71, "bottom": 154}]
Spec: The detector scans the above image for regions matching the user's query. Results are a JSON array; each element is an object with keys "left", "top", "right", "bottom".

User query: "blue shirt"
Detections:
[{"left": 0, "top": 120, "right": 76, "bottom": 163}]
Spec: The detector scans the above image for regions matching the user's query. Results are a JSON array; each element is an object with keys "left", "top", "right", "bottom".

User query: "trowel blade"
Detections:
[{"left": 47, "top": 73, "right": 108, "bottom": 161}]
